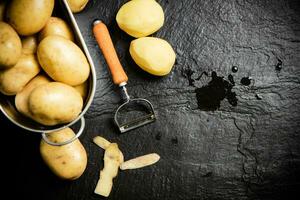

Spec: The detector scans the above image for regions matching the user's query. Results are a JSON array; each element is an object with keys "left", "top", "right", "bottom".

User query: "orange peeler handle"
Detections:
[{"left": 93, "top": 20, "right": 128, "bottom": 85}]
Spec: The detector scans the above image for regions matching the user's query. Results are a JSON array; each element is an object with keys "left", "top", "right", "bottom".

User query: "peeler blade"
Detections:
[{"left": 114, "top": 98, "right": 156, "bottom": 133}]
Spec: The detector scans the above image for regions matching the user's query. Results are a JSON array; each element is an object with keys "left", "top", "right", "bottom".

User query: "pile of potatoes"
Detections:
[
  {"left": 116, "top": 0, "right": 176, "bottom": 76},
  {"left": 0, "top": 0, "right": 90, "bottom": 126}
]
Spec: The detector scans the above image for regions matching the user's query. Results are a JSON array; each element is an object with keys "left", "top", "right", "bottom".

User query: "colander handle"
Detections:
[
  {"left": 93, "top": 20, "right": 128, "bottom": 86},
  {"left": 42, "top": 117, "right": 85, "bottom": 146}
]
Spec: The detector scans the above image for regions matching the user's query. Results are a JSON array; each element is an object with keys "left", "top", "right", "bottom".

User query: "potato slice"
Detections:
[
  {"left": 93, "top": 136, "right": 111, "bottom": 150},
  {"left": 120, "top": 153, "right": 160, "bottom": 170},
  {"left": 94, "top": 143, "right": 123, "bottom": 197}
]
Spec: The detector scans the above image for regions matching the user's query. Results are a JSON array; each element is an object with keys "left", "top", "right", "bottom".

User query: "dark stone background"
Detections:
[{"left": 1, "top": 0, "right": 300, "bottom": 199}]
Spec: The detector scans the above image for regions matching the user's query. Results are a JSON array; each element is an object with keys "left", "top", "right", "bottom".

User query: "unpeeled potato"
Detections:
[
  {"left": 28, "top": 82, "right": 83, "bottom": 126},
  {"left": 0, "top": 54, "right": 41, "bottom": 95},
  {"left": 0, "top": 22, "right": 22, "bottom": 69},
  {"left": 21, "top": 35, "right": 38, "bottom": 55},
  {"left": 73, "top": 81, "right": 89, "bottom": 101},
  {"left": 6, "top": 0, "right": 54, "bottom": 36},
  {"left": 15, "top": 74, "right": 51, "bottom": 118},
  {"left": 66, "top": 0, "right": 89, "bottom": 13},
  {"left": 37, "top": 36, "right": 90, "bottom": 86},
  {"left": 116, "top": 0, "right": 164, "bottom": 38},
  {"left": 40, "top": 127, "right": 87, "bottom": 180},
  {"left": 129, "top": 37, "right": 176, "bottom": 76},
  {"left": 39, "top": 17, "right": 74, "bottom": 42}
]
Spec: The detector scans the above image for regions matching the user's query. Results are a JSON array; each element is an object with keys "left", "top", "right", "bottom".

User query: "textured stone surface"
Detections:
[{"left": 1, "top": 0, "right": 300, "bottom": 199}]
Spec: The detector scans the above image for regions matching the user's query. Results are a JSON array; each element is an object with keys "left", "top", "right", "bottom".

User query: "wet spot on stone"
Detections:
[
  {"left": 171, "top": 137, "right": 178, "bottom": 144},
  {"left": 240, "top": 77, "right": 251, "bottom": 86},
  {"left": 182, "top": 68, "right": 195, "bottom": 86},
  {"left": 228, "top": 74, "right": 235, "bottom": 85},
  {"left": 155, "top": 132, "right": 162, "bottom": 140},
  {"left": 231, "top": 66, "right": 238, "bottom": 73},
  {"left": 202, "top": 172, "right": 213, "bottom": 177},
  {"left": 195, "top": 71, "right": 238, "bottom": 110},
  {"left": 275, "top": 59, "right": 282, "bottom": 71}
]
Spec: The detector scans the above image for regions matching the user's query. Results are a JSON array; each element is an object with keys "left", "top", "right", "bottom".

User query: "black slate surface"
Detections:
[{"left": 2, "top": 0, "right": 300, "bottom": 199}]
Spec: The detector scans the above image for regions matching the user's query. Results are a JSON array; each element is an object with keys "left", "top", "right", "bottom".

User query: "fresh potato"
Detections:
[
  {"left": 40, "top": 127, "right": 87, "bottom": 180},
  {"left": 120, "top": 153, "right": 160, "bottom": 170},
  {"left": 0, "top": 1, "right": 6, "bottom": 21},
  {"left": 6, "top": 0, "right": 54, "bottom": 36},
  {"left": 21, "top": 35, "right": 38, "bottom": 55},
  {"left": 130, "top": 37, "right": 176, "bottom": 76},
  {"left": 94, "top": 143, "right": 124, "bottom": 197},
  {"left": 15, "top": 74, "right": 51, "bottom": 118},
  {"left": 73, "top": 81, "right": 88, "bottom": 101},
  {"left": 0, "top": 54, "right": 41, "bottom": 95},
  {"left": 66, "top": 0, "right": 89, "bottom": 13},
  {"left": 0, "top": 22, "right": 22, "bottom": 69},
  {"left": 37, "top": 36, "right": 90, "bottom": 86},
  {"left": 28, "top": 82, "right": 83, "bottom": 126},
  {"left": 116, "top": 0, "right": 164, "bottom": 38},
  {"left": 39, "top": 17, "right": 74, "bottom": 42}
]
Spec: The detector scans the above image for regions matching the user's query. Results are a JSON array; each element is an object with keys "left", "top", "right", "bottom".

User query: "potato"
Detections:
[
  {"left": 37, "top": 36, "right": 90, "bottom": 86},
  {"left": 40, "top": 127, "right": 87, "bottom": 180},
  {"left": 0, "top": 1, "right": 6, "bottom": 21},
  {"left": 21, "top": 35, "right": 38, "bottom": 55},
  {"left": 0, "top": 22, "right": 22, "bottom": 69},
  {"left": 28, "top": 82, "right": 83, "bottom": 126},
  {"left": 73, "top": 81, "right": 88, "bottom": 101},
  {"left": 94, "top": 143, "right": 123, "bottom": 197},
  {"left": 0, "top": 54, "right": 41, "bottom": 95},
  {"left": 116, "top": 0, "right": 164, "bottom": 38},
  {"left": 66, "top": 0, "right": 89, "bottom": 13},
  {"left": 39, "top": 17, "right": 74, "bottom": 42},
  {"left": 15, "top": 74, "right": 51, "bottom": 118},
  {"left": 6, "top": 0, "right": 54, "bottom": 36},
  {"left": 129, "top": 37, "right": 176, "bottom": 76}
]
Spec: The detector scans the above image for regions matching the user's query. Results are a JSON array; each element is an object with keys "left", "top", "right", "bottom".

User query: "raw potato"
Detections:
[
  {"left": 6, "top": 0, "right": 54, "bottom": 36},
  {"left": 66, "top": 0, "right": 89, "bottom": 13},
  {"left": 0, "top": 54, "right": 41, "bottom": 95},
  {"left": 116, "top": 0, "right": 164, "bottom": 38},
  {"left": 28, "top": 82, "right": 83, "bottom": 126},
  {"left": 74, "top": 81, "right": 88, "bottom": 101},
  {"left": 39, "top": 17, "right": 74, "bottom": 42},
  {"left": 15, "top": 74, "right": 51, "bottom": 118},
  {"left": 94, "top": 143, "right": 124, "bottom": 197},
  {"left": 40, "top": 128, "right": 87, "bottom": 180},
  {"left": 0, "top": 1, "right": 6, "bottom": 21},
  {"left": 0, "top": 22, "right": 22, "bottom": 69},
  {"left": 22, "top": 35, "right": 38, "bottom": 55},
  {"left": 37, "top": 35, "right": 90, "bottom": 86},
  {"left": 93, "top": 136, "right": 111, "bottom": 150},
  {"left": 120, "top": 153, "right": 160, "bottom": 170},
  {"left": 130, "top": 37, "right": 176, "bottom": 76}
]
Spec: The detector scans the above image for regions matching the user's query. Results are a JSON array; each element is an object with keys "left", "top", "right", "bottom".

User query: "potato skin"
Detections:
[
  {"left": 116, "top": 0, "right": 164, "bottom": 38},
  {"left": 15, "top": 74, "right": 51, "bottom": 118},
  {"left": 28, "top": 82, "right": 83, "bottom": 126},
  {"left": 6, "top": 0, "right": 54, "bottom": 36},
  {"left": 21, "top": 35, "right": 38, "bottom": 55},
  {"left": 129, "top": 37, "right": 176, "bottom": 76},
  {"left": 73, "top": 81, "right": 88, "bottom": 101},
  {"left": 40, "top": 128, "right": 87, "bottom": 180},
  {"left": 37, "top": 36, "right": 90, "bottom": 86},
  {"left": 39, "top": 17, "right": 74, "bottom": 42},
  {"left": 66, "top": 0, "right": 89, "bottom": 13},
  {"left": 0, "top": 22, "right": 22, "bottom": 69},
  {"left": 0, "top": 54, "right": 41, "bottom": 95}
]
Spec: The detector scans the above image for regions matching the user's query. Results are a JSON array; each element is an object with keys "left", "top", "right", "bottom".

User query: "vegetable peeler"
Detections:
[{"left": 93, "top": 20, "right": 156, "bottom": 133}]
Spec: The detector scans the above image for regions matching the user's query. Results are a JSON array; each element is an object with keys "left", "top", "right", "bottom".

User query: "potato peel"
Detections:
[
  {"left": 93, "top": 136, "right": 111, "bottom": 150},
  {"left": 120, "top": 153, "right": 160, "bottom": 170}
]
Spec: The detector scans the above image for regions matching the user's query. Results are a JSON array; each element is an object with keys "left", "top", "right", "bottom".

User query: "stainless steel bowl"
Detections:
[{"left": 0, "top": 0, "right": 96, "bottom": 145}]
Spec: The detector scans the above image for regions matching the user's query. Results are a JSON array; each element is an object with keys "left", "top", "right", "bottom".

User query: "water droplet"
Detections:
[
  {"left": 275, "top": 59, "right": 282, "bottom": 71},
  {"left": 231, "top": 66, "right": 238, "bottom": 73},
  {"left": 240, "top": 77, "right": 251, "bottom": 86}
]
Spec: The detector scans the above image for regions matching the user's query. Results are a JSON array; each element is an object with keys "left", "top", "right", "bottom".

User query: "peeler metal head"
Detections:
[{"left": 114, "top": 98, "right": 156, "bottom": 133}]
